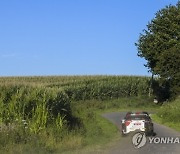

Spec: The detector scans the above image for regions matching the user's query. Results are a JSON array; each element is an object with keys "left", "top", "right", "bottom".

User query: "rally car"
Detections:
[{"left": 121, "top": 112, "right": 154, "bottom": 136}]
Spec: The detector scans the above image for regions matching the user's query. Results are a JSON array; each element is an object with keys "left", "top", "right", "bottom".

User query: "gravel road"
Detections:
[{"left": 102, "top": 112, "right": 180, "bottom": 154}]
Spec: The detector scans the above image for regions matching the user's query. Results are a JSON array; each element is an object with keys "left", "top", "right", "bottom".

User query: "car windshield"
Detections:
[{"left": 126, "top": 115, "right": 150, "bottom": 120}]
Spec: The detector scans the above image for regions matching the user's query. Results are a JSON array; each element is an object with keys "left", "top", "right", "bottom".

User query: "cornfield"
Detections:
[{"left": 0, "top": 75, "right": 151, "bottom": 134}]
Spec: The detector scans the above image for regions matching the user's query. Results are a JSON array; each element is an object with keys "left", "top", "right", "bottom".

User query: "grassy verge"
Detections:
[
  {"left": 151, "top": 114, "right": 180, "bottom": 132},
  {"left": 151, "top": 97, "right": 180, "bottom": 132},
  {"left": 64, "top": 112, "right": 120, "bottom": 154}
]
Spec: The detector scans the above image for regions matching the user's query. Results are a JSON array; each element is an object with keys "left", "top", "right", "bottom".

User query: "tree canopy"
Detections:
[{"left": 136, "top": 1, "right": 180, "bottom": 97}]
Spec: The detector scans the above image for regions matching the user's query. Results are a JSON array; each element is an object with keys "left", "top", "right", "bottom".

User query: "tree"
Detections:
[{"left": 135, "top": 1, "right": 180, "bottom": 98}]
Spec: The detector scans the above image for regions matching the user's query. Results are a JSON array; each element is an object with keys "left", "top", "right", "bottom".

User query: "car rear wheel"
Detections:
[{"left": 121, "top": 131, "right": 126, "bottom": 137}]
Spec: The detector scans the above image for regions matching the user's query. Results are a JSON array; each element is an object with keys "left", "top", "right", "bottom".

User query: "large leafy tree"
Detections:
[{"left": 136, "top": 1, "right": 180, "bottom": 97}]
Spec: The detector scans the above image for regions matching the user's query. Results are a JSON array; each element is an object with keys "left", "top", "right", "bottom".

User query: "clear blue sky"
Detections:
[{"left": 0, "top": 0, "right": 178, "bottom": 76}]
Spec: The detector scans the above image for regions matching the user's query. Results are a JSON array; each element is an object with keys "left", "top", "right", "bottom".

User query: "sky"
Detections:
[{"left": 0, "top": 0, "right": 178, "bottom": 76}]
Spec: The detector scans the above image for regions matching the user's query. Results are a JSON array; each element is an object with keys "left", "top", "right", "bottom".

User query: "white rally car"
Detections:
[{"left": 121, "top": 112, "right": 154, "bottom": 136}]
